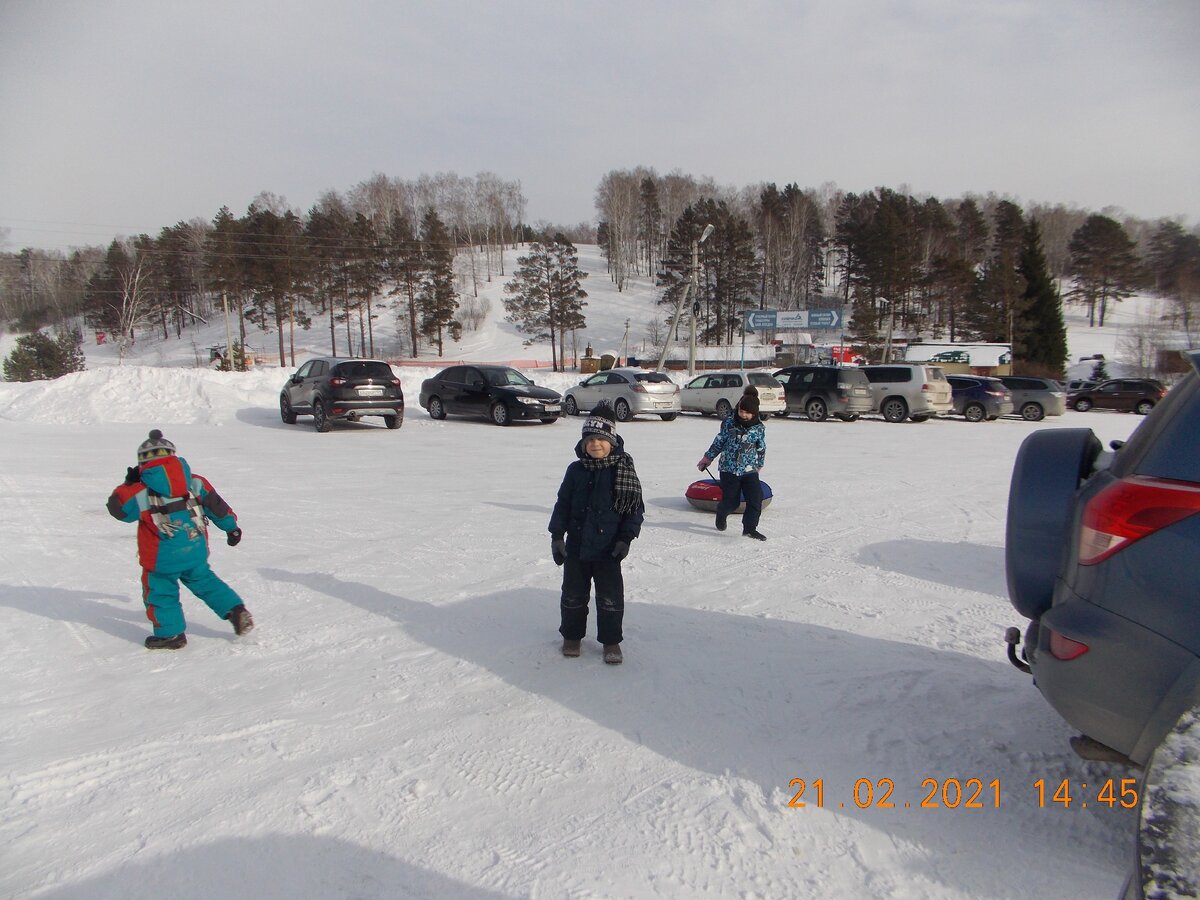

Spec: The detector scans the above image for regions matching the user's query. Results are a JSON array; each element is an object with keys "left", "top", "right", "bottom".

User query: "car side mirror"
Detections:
[{"left": 290, "top": 374, "right": 302, "bottom": 384}]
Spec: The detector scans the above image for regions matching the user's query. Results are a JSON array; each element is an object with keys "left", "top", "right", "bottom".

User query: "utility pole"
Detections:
[
  {"left": 658, "top": 224, "right": 714, "bottom": 372},
  {"left": 222, "top": 291, "right": 234, "bottom": 371}
]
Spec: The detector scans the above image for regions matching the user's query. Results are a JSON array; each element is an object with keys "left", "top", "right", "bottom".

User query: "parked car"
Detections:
[
  {"left": 562, "top": 368, "right": 681, "bottom": 421},
  {"left": 859, "top": 364, "right": 953, "bottom": 422},
  {"left": 680, "top": 370, "right": 785, "bottom": 419},
  {"left": 1004, "top": 350, "right": 1200, "bottom": 768},
  {"left": 772, "top": 364, "right": 874, "bottom": 422},
  {"left": 279, "top": 357, "right": 404, "bottom": 432},
  {"left": 418, "top": 365, "right": 561, "bottom": 426},
  {"left": 1068, "top": 378, "right": 1168, "bottom": 414},
  {"left": 997, "top": 375, "right": 1066, "bottom": 421},
  {"left": 946, "top": 374, "right": 1014, "bottom": 422}
]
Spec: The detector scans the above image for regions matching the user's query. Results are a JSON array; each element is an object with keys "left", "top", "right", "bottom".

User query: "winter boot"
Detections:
[
  {"left": 744, "top": 530, "right": 767, "bottom": 541},
  {"left": 603, "top": 644, "right": 623, "bottom": 665},
  {"left": 562, "top": 638, "right": 582, "bottom": 658},
  {"left": 145, "top": 633, "right": 187, "bottom": 650},
  {"left": 715, "top": 512, "right": 728, "bottom": 532},
  {"left": 226, "top": 605, "right": 255, "bottom": 636}
]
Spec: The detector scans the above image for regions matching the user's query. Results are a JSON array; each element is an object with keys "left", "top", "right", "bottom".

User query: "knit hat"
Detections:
[
  {"left": 581, "top": 402, "right": 618, "bottom": 445},
  {"left": 137, "top": 429, "right": 177, "bottom": 463},
  {"left": 738, "top": 386, "right": 760, "bottom": 415}
]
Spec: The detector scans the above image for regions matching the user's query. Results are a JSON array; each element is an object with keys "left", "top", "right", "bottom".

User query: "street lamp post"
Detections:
[
  {"left": 880, "top": 298, "right": 895, "bottom": 363},
  {"left": 657, "top": 223, "right": 714, "bottom": 372}
]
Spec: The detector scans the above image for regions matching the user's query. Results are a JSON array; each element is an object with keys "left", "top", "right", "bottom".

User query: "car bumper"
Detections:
[
  {"left": 630, "top": 396, "right": 682, "bottom": 415},
  {"left": 329, "top": 400, "right": 405, "bottom": 420},
  {"left": 511, "top": 402, "right": 561, "bottom": 420},
  {"left": 1028, "top": 593, "right": 1199, "bottom": 765}
]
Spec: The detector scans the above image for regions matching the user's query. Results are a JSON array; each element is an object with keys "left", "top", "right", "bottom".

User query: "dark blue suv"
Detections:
[
  {"left": 946, "top": 374, "right": 1014, "bottom": 422},
  {"left": 1005, "top": 351, "right": 1200, "bottom": 768}
]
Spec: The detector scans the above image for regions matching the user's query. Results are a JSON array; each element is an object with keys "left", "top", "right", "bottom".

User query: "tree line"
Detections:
[
  {"left": 1, "top": 172, "right": 532, "bottom": 366},
  {"left": 593, "top": 168, "right": 1200, "bottom": 376}
]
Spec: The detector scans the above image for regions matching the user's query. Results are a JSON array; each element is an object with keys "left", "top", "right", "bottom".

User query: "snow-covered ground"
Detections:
[{"left": 1, "top": 247, "right": 1191, "bottom": 898}]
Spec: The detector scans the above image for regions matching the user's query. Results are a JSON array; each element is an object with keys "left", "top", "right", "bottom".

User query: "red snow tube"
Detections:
[{"left": 685, "top": 478, "right": 773, "bottom": 514}]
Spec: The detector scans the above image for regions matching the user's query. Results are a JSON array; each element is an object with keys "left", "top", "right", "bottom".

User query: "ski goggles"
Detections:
[{"left": 138, "top": 447, "right": 175, "bottom": 462}]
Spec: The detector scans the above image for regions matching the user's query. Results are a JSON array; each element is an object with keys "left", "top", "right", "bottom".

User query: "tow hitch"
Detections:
[{"left": 1004, "top": 627, "right": 1031, "bottom": 674}]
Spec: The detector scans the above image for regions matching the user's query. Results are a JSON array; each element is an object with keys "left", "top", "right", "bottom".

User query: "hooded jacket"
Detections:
[
  {"left": 705, "top": 413, "right": 766, "bottom": 476},
  {"left": 107, "top": 455, "right": 239, "bottom": 572},
  {"left": 549, "top": 435, "right": 644, "bottom": 562}
]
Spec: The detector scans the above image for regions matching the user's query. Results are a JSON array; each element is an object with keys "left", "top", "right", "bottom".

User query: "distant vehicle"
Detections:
[
  {"left": 279, "top": 357, "right": 404, "bottom": 432},
  {"left": 563, "top": 368, "right": 681, "bottom": 421},
  {"left": 772, "top": 364, "right": 874, "bottom": 422},
  {"left": 859, "top": 364, "right": 954, "bottom": 422},
  {"left": 1004, "top": 350, "right": 1200, "bottom": 769},
  {"left": 418, "top": 365, "right": 561, "bottom": 426},
  {"left": 680, "top": 370, "right": 785, "bottom": 419},
  {"left": 997, "top": 376, "right": 1066, "bottom": 421},
  {"left": 946, "top": 374, "right": 1014, "bottom": 422},
  {"left": 1068, "top": 379, "right": 1168, "bottom": 415}
]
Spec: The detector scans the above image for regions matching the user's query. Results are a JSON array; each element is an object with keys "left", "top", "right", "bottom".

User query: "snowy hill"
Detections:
[{"left": 0, "top": 245, "right": 1193, "bottom": 899}]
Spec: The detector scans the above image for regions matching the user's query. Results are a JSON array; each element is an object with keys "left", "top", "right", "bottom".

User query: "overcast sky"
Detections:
[{"left": 2, "top": 0, "right": 1198, "bottom": 253}]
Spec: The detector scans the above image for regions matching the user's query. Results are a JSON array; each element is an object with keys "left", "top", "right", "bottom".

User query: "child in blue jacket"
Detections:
[
  {"left": 698, "top": 387, "right": 768, "bottom": 540},
  {"left": 107, "top": 430, "right": 253, "bottom": 649},
  {"left": 549, "top": 403, "right": 644, "bottom": 664}
]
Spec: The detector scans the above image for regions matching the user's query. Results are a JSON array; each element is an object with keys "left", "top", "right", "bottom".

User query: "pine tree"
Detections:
[
  {"left": 1016, "top": 220, "right": 1068, "bottom": 376},
  {"left": 2, "top": 328, "right": 86, "bottom": 381},
  {"left": 503, "top": 237, "right": 588, "bottom": 371},
  {"left": 1067, "top": 214, "right": 1141, "bottom": 327},
  {"left": 417, "top": 209, "right": 459, "bottom": 357}
]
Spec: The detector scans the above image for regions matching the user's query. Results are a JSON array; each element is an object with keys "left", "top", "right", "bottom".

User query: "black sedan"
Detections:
[{"left": 419, "top": 365, "right": 561, "bottom": 425}]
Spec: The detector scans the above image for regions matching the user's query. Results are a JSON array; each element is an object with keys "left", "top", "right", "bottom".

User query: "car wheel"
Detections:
[
  {"left": 1005, "top": 428, "right": 1103, "bottom": 619},
  {"left": 964, "top": 403, "right": 986, "bottom": 423},
  {"left": 659, "top": 413, "right": 678, "bottom": 421},
  {"left": 313, "top": 401, "right": 332, "bottom": 433},
  {"left": 280, "top": 394, "right": 296, "bottom": 424},
  {"left": 385, "top": 415, "right": 402, "bottom": 430},
  {"left": 1020, "top": 402, "right": 1045, "bottom": 422},
  {"left": 1136, "top": 399, "right": 1155, "bottom": 415},
  {"left": 1074, "top": 398, "right": 1093, "bottom": 412},
  {"left": 614, "top": 399, "right": 633, "bottom": 422},
  {"left": 715, "top": 399, "right": 732, "bottom": 419},
  {"left": 804, "top": 398, "right": 828, "bottom": 422},
  {"left": 880, "top": 397, "right": 908, "bottom": 423},
  {"left": 563, "top": 395, "right": 579, "bottom": 417},
  {"left": 427, "top": 396, "right": 446, "bottom": 420},
  {"left": 490, "top": 402, "right": 511, "bottom": 426}
]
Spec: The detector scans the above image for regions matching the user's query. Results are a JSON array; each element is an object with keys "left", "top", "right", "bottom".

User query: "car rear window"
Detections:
[
  {"left": 838, "top": 368, "right": 869, "bottom": 385},
  {"left": 748, "top": 373, "right": 779, "bottom": 387},
  {"left": 634, "top": 372, "right": 673, "bottom": 383},
  {"left": 1119, "top": 374, "right": 1200, "bottom": 483},
  {"left": 335, "top": 361, "right": 393, "bottom": 379},
  {"left": 863, "top": 367, "right": 912, "bottom": 383}
]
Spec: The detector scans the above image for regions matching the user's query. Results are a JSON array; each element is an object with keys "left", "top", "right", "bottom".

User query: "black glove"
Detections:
[
  {"left": 227, "top": 528, "right": 243, "bottom": 547},
  {"left": 611, "top": 540, "right": 630, "bottom": 562},
  {"left": 551, "top": 538, "right": 566, "bottom": 566},
  {"left": 124, "top": 466, "right": 140, "bottom": 485}
]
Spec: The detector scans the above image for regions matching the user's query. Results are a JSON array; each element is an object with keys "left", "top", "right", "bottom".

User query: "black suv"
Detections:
[
  {"left": 1068, "top": 378, "right": 1167, "bottom": 414},
  {"left": 419, "top": 365, "right": 561, "bottom": 426},
  {"left": 1005, "top": 350, "right": 1200, "bottom": 767},
  {"left": 280, "top": 357, "right": 404, "bottom": 432},
  {"left": 772, "top": 365, "right": 874, "bottom": 422}
]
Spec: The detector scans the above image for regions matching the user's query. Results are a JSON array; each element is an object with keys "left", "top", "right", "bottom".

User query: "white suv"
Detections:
[{"left": 860, "top": 364, "right": 953, "bottom": 422}]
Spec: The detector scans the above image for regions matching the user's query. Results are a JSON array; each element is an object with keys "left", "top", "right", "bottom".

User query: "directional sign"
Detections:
[{"left": 744, "top": 309, "right": 842, "bottom": 330}]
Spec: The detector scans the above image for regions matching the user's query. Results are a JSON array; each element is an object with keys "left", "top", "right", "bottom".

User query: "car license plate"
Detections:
[
  {"left": 655, "top": 402, "right": 672, "bottom": 408},
  {"left": 544, "top": 404, "right": 560, "bottom": 413},
  {"left": 358, "top": 388, "right": 383, "bottom": 396}
]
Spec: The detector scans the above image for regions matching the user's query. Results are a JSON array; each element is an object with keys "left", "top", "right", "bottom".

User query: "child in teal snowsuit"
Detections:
[{"left": 107, "top": 430, "right": 254, "bottom": 649}]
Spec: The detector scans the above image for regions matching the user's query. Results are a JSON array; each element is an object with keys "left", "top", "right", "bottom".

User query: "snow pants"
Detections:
[
  {"left": 559, "top": 557, "right": 624, "bottom": 645},
  {"left": 718, "top": 470, "right": 764, "bottom": 533},
  {"left": 141, "top": 562, "right": 243, "bottom": 637}
]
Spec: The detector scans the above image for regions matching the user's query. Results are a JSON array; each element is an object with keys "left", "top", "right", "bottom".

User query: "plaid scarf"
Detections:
[{"left": 580, "top": 451, "right": 643, "bottom": 515}]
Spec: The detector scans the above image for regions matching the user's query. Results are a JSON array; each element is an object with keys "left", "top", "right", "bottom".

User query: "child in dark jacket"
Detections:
[
  {"left": 107, "top": 430, "right": 253, "bottom": 649},
  {"left": 698, "top": 386, "right": 768, "bottom": 540},
  {"left": 549, "top": 403, "right": 644, "bottom": 664}
]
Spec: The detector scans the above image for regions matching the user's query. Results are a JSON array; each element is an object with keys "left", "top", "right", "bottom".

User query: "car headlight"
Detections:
[{"left": 517, "top": 397, "right": 542, "bottom": 405}]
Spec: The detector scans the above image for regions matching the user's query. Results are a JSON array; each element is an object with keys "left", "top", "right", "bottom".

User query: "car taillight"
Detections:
[
  {"left": 1049, "top": 628, "right": 1089, "bottom": 661},
  {"left": 390, "top": 378, "right": 401, "bottom": 387},
  {"left": 1078, "top": 475, "right": 1200, "bottom": 565},
  {"left": 632, "top": 383, "right": 647, "bottom": 393},
  {"left": 330, "top": 377, "right": 347, "bottom": 386}
]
